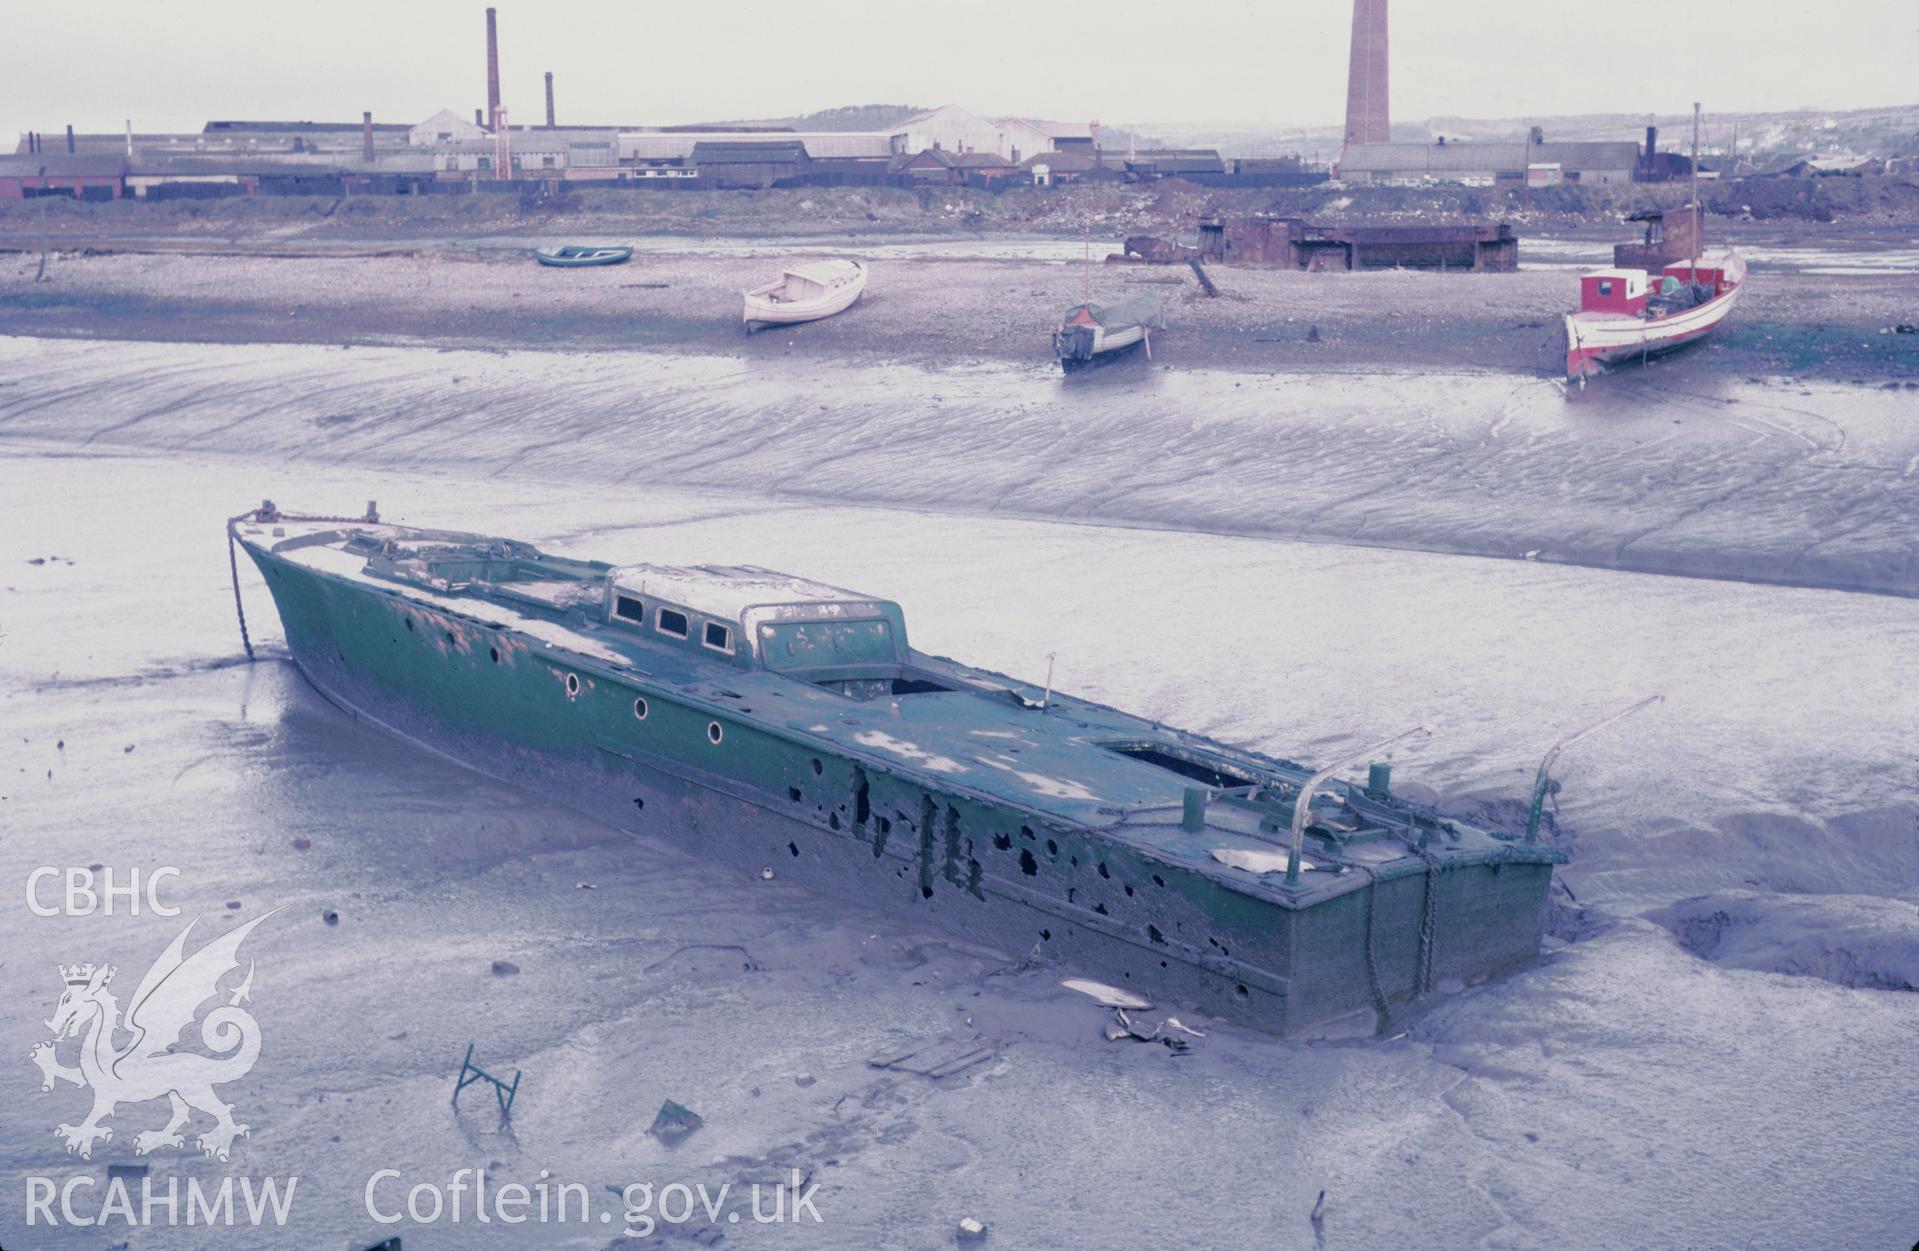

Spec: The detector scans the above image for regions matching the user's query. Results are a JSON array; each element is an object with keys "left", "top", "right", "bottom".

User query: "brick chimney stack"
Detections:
[
  {"left": 1342, "top": 0, "right": 1390, "bottom": 149},
  {"left": 545, "top": 72, "right": 555, "bottom": 127},
  {"left": 362, "top": 111, "right": 375, "bottom": 162},
  {"left": 485, "top": 8, "right": 502, "bottom": 127}
]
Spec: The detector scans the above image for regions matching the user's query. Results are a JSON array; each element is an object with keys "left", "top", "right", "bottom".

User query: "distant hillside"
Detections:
[{"left": 688, "top": 104, "right": 924, "bottom": 133}]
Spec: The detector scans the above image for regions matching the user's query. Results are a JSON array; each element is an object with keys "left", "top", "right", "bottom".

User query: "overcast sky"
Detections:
[{"left": 5, "top": 0, "right": 1914, "bottom": 136}]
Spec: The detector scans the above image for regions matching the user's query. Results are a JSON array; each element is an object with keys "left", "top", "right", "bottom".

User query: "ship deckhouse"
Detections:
[{"left": 605, "top": 564, "right": 919, "bottom": 691}]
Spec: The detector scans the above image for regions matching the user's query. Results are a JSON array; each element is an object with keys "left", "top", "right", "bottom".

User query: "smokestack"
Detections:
[
  {"left": 545, "top": 72, "right": 555, "bottom": 128},
  {"left": 1342, "top": 0, "right": 1390, "bottom": 148},
  {"left": 476, "top": 107, "right": 484, "bottom": 128},
  {"left": 362, "top": 111, "right": 375, "bottom": 162},
  {"left": 485, "top": 8, "right": 502, "bottom": 126},
  {"left": 126, "top": 119, "right": 133, "bottom": 157},
  {"left": 66, "top": 124, "right": 75, "bottom": 154}
]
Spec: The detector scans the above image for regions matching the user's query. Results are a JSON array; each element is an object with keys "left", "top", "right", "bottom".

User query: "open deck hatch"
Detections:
[{"left": 1104, "top": 743, "right": 1259, "bottom": 789}]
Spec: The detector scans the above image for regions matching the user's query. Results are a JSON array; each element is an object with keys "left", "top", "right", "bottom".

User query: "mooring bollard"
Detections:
[{"left": 1366, "top": 761, "right": 1392, "bottom": 798}]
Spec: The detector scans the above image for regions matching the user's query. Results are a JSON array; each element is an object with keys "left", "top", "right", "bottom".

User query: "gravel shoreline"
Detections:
[{"left": 3, "top": 242, "right": 1916, "bottom": 380}]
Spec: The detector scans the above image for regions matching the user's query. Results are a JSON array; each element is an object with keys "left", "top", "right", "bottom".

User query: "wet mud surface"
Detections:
[
  {"left": 2, "top": 335, "right": 1914, "bottom": 598},
  {"left": 3, "top": 446, "right": 1915, "bottom": 1249},
  {"left": 1, "top": 217, "right": 1913, "bottom": 1250}
]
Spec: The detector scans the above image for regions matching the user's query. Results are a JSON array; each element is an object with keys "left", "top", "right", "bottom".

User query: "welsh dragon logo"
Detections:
[{"left": 29, "top": 910, "right": 277, "bottom": 1161}]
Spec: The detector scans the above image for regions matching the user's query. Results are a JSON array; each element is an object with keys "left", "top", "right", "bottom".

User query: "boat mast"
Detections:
[
  {"left": 1082, "top": 226, "right": 1091, "bottom": 308},
  {"left": 1689, "top": 101, "right": 1701, "bottom": 283}
]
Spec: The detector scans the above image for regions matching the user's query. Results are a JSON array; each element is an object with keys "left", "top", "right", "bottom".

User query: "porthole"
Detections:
[
  {"left": 404, "top": 617, "right": 414, "bottom": 632},
  {"left": 707, "top": 721, "right": 724, "bottom": 745},
  {"left": 489, "top": 645, "right": 500, "bottom": 664},
  {"left": 564, "top": 673, "right": 581, "bottom": 698},
  {"left": 633, "top": 696, "right": 649, "bottom": 720}
]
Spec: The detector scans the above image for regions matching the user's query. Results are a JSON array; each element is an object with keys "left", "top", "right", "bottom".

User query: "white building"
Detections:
[
  {"left": 892, "top": 105, "right": 1008, "bottom": 157},
  {"left": 409, "top": 109, "right": 488, "bottom": 147},
  {"left": 993, "top": 116, "right": 1094, "bottom": 165}
]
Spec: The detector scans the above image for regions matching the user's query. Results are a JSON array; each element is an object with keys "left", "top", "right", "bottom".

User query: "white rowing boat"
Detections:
[{"left": 742, "top": 259, "right": 867, "bottom": 331}]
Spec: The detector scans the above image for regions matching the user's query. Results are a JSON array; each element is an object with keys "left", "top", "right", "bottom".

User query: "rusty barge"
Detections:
[{"left": 1118, "top": 215, "right": 1520, "bottom": 273}]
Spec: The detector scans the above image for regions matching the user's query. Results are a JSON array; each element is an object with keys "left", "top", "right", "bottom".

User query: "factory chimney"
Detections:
[
  {"left": 1342, "top": 0, "right": 1390, "bottom": 149},
  {"left": 545, "top": 72, "right": 555, "bottom": 127},
  {"left": 485, "top": 8, "right": 502, "bottom": 127},
  {"left": 362, "top": 111, "right": 375, "bottom": 162},
  {"left": 126, "top": 119, "right": 134, "bottom": 157},
  {"left": 66, "top": 124, "right": 75, "bottom": 154}
]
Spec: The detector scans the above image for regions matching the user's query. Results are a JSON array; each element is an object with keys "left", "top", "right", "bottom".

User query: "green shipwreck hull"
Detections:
[{"left": 232, "top": 504, "right": 1562, "bottom": 1035}]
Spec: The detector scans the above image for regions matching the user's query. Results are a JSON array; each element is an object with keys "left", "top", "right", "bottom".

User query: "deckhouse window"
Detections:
[
  {"left": 614, "top": 594, "right": 646, "bottom": 624},
  {"left": 703, "top": 622, "right": 733, "bottom": 654},
  {"left": 656, "top": 608, "right": 689, "bottom": 639},
  {"left": 1598, "top": 280, "right": 1614, "bottom": 296}
]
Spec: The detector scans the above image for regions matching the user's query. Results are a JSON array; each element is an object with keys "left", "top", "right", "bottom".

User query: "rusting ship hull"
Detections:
[{"left": 235, "top": 512, "right": 1560, "bottom": 1035}]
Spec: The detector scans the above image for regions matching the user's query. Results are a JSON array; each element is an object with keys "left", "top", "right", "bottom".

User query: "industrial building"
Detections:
[
  {"left": 1336, "top": 140, "right": 1641, "bottom": 185},
  {"left": 1328, "top": 0, "right": 1667, "bottom": 188},
  {"left": 2, "top": 6, "right": 1294, "bottom": 199},
  {"left": 891, "top": 106, "right": 1095, "bottom": 163},
  {"left": 0, "top": 154, "right": 130, "bottom": 200},
  {"left": 1124, "top": 149, "right": 1226, "bottom": 179}
]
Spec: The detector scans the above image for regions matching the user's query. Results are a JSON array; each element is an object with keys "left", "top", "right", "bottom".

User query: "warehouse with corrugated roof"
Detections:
[{"left": 1337, "top": 141, "right": 1639, "bottom": 185}]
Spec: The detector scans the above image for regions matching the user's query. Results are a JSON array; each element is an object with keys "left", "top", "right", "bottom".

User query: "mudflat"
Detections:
[{"left": 2, "top": 237, "right": 1915, "bottom": 381}]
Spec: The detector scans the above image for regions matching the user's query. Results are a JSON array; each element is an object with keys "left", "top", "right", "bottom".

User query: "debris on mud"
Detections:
[{"left": 648, "top": 1100, "right": 705, "bottom": 1146}]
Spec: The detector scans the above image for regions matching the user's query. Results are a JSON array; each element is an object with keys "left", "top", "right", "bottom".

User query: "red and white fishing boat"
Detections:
[
  {"left": 1564, "top": 248, "right": 1746, "bottom": 379},
  {"left": 1566, "top": 103, "right": 1747, "bottom": 381}
]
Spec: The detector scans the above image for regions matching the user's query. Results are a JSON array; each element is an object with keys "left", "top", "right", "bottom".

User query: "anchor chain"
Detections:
[
  {"left": 1412, "top": 842, "right": 1446, "bottom": 997},
  {"left": 227, "top": 530, "right": 254, "bottom": 663},
  {"left": 1358, "top": 865, "right": 1391, "bottom": 1030},
  {"left": 224, "top": 500, "right": 381, "bottom": 663}
]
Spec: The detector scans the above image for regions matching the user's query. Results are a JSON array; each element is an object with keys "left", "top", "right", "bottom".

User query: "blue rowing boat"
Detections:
[{"left": 534, "top": 245, "right": 633, "bottom": 268}]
